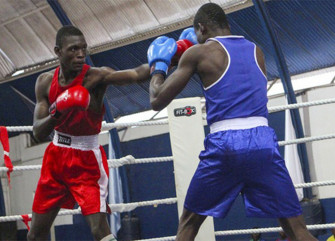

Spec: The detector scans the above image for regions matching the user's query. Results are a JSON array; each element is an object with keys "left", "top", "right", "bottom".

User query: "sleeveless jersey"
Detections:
[
  {"left": 49, "top": 64, "right": 104, "bottom": 136},
  {"left": 203, "top": 36, "right": 268, "bottom": 126}
]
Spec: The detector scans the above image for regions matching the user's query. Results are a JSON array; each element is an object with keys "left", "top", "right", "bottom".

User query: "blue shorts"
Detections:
[{"left": 184, "top": 126, "right": 302, "bottom": 218}]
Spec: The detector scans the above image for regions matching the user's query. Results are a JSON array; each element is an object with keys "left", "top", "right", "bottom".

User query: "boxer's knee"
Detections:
[
  {"left": 27, "top": 229, "right": 49, "bottom": 241},
  {"left": 27, "top": 231, "right": 35, "bottom": 241},
  {"left": 85, "top": 213, "right": 111, "bottom": 240}
]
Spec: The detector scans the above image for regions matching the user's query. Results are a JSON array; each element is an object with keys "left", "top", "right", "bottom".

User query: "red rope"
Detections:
[
  {"left": 21, "top": 214, "right": 32, "bottom": 231},
  {"left": 0, "top": 126, "right": 13, "bottom": 185}
]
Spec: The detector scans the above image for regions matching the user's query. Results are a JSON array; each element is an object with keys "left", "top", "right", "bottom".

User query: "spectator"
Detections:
[{"left": 250, "top": 227, "right": 266, "bottom": 241}]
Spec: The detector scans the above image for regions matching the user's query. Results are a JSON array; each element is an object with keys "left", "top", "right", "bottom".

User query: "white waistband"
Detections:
[
  {"left": 210, "top": 117, "right": 268, "bottom": 133},
  {"left": 53, "top": 131, "right": 99, "bottom": 150}
]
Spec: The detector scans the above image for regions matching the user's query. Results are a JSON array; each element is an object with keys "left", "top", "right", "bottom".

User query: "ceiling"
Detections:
[
  {"left": 0, "top": 0, "right": 249, "bottom": 81},
  {"left": 1, "top": 0, "right": 335, "bottom": 130}
]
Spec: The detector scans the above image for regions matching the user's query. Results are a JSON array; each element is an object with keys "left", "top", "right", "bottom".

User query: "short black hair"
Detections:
[
  {"left": 55, "top": 25, "right": 84, "bottom": 48},
  {"left": 193, "top": 3, "right": 229, "bottom": 30}
]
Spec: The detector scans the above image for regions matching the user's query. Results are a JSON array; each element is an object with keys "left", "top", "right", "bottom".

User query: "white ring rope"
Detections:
[
  {"left": 5, "top": 120, "right": 169, "bottom": 132},
  {"left": 0, "top": 179, "right": 334, "bottom": 222},
  {"left": 137, "top": 223, "right": 335, "bottom": 241},
  {"left": 102, "top": 120, "right": 169, "bottom": 131},
  {"left": 215, "top": 223, "right": 335, "bottom": 236},
  {"left": 1, "top": 130, "right": 335, "bottom": 173},
  {"left": 0, "top": 155, "right": 173, "bottom": 172},
  {"left": 108, "top": 155, "right": 174, "bottom": 168},
  {"left": 0, "top": 214, "right": 32, "bottom": 222},
  {"left": 6, "top": 126, "right": 33, "bottom": 132},
  {"left": 278, "top": 133, "right": 335, "bottom": 146},
  {"left": 268, "top": 98, "right": 335, "bottom": 113},
  {"left": 0, "top": 165, "right": 42, "bottom": 172},
  {"left": 5, "top": 97, "right": 335, "bottom": 132},
  {"left": 294, "top": 180, "right": 335, "bottom": 188},
  {"left": 0, "top": 198, "right": 177, "bottom": 223}
]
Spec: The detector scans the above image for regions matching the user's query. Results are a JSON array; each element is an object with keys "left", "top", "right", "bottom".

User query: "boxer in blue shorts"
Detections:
[{"left": 147, "top": 3, "right": 316, "bottom": 241}]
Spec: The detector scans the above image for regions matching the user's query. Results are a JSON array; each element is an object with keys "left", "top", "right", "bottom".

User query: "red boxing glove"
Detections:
[
  {"left": 171, "top": 39, "right": 194, "bottom": 66},
  {"left": 49, "top": 85, "right": 90, "bottom": 118}
]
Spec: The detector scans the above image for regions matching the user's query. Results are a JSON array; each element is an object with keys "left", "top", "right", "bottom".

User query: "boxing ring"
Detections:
[{"left": 2, "top": 96, "right": 335, "bottom": 240}]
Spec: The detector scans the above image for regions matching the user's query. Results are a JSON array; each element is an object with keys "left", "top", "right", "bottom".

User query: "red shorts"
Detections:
[{"left": 32, "top": 131, "right": 109, "bottom": 216}]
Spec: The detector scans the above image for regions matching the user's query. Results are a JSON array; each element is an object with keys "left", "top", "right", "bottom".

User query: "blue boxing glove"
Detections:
[
  {"left": 178, "top": 27, "right": 198, "bottom": 45},
  {"left": 147, "top": 36, "right": 177, "bottom": 77},
  {"left": 171, "top": 27, "right": 198, "bottom": 66}
]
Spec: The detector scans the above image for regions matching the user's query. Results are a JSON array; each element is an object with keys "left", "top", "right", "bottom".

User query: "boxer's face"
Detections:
[{"left": 55, "top": 35, "right": 87, "bottom": 72}]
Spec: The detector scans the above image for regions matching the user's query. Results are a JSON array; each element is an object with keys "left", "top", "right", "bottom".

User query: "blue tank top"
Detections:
[{"left": 203, "top": 36, "right": 268, "bottom": 126}]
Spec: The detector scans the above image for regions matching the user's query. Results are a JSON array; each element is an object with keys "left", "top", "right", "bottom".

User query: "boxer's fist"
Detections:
[
  {"left": 178, "top": 27, "right": 198, "bottom": 45},
  {"left": 171, "top": 27, "right": 198, "bottom": 66},
  {"left": 171, "top": 39, "right": 194, "bottom": 66},
  {"left": 147, "top": 36, "right": 177, "bottom": 77},
  {"left": 49, "top": 85, "right": 90, "bottom": 119}
]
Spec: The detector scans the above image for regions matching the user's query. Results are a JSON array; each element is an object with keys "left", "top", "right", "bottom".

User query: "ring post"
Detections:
[{"left": 167, "top": 97, "right": 215, "bottom": 241}]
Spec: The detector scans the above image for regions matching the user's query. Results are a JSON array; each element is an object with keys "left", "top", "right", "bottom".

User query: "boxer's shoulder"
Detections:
[
  {"left": 85, "top": 66, "right": 116, "bottom": 82},
  {"left": 37, "top": 70, "right": 54, "bottom": 82},
  {"left": 36, "top": 71, "right": 54, "bottom": 96}
]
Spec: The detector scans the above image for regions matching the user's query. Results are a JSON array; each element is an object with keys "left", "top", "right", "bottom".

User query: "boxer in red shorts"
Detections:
[{"left": 27, "top": 25, "right": 150, "bottom": 241}]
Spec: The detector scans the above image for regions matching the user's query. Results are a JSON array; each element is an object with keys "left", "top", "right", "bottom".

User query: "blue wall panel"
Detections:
[{"left": 120, "top": 133, "right": 178, "bottom": 239}]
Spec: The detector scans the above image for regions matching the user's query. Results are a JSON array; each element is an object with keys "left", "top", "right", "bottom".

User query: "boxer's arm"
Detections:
[
  {"left": 150, "top": 46, "right": 199, "bottom": 111},
  {"left": 171, "top": 27, "right": 198, "bottom": 66},
  {"left": 99, "top": 64, "right": 150, "bottom": 86},
  {"left": 33, "top": 73, "right": 56, "bottom": 142},
  {"left": 255, "top": 46, "right": 267, "bottom": 77}
]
